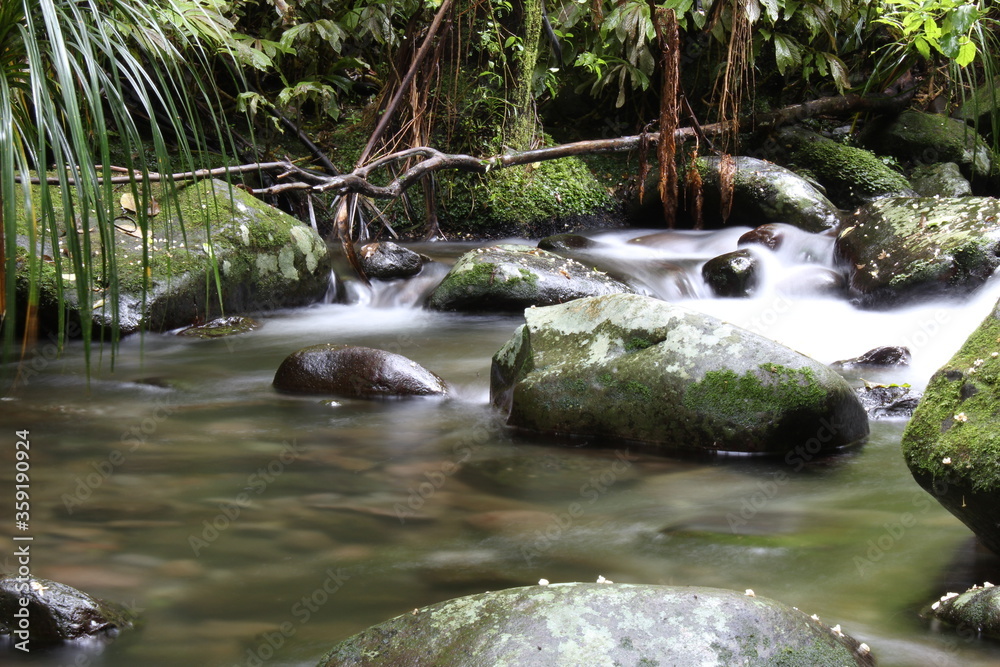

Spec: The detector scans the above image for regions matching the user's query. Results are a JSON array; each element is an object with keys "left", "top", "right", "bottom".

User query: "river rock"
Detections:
[
  {"left": 855, "top": 384, "right": 922, "bottom": 420},
  {"left": 956, "top": 76, "right": 1000, "bottom": 137},
  {"left": 359, "top": 241, "right": 423, "bottom": 280},
  {"left": 317, "top": 582, "right": 875, "bottom": 666},
  {"left": 909, "top": 162, "right": 973, "bottom": 198},
  {"left": 833, "top": 346, "right": 911, "bottom": 368},
  {"left": 926, "top": 583, "right": 1000, "bottom": 638},
  {"left": 689, "top": 155, "right": 842, "bottom": 232},
  {"left": 426, "top": 244, "right": 634, "bottom": 312},
  {"left": 835, "top": 197, "right": 1000, "bottom": 307},
  {"left": 536, "top": 233, "right": 605, "bottom": 253},
  {"left": 862, "top": 110, "right": 995, "bottom": 186},
  {"left": 273, "top": 344, "right": 447, "bottom": 398},
  {"left": 902, "top": 298, "right": 1000, "bottom": 555},
  {"left": 490, "top": 294, "right": 869, "bottom": 455},
  {"left": 701, "top": 249, "right": 759, "bottom": 297},
  {"left": 0, "top": 575, "right": 135, "bottom": 644},
  {"left": 12, "top": 179, "right": 332, "bottom": 336},
  {"left": 775, "top": 126, "right": 914, "bottom": 208},
  {"left": 176, "top": 315, "right": 259, "bottom": 338}
]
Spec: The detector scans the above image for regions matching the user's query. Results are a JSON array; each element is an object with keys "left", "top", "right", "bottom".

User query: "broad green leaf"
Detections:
[
  {"left": 956, "top": 39, "right": 977, "bottom": 67},
  {"left": 772, "top": 33, "right": 802, "bottom": 76}
]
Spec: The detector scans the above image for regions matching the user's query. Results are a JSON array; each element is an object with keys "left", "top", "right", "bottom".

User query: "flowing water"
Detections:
[{"left": 4, "top": 227, "right": 1000, "bottom": 667}]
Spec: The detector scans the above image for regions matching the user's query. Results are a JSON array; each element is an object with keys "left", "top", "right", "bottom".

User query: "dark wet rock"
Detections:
[
  {"left": 903, "top": 297, "right": 1000, "bottom": 555},
  {"left": 317, "top": 582, "right": 875, "bottom": 666},
  {"left": 176, "top": 315, "right": 259, "bottom": 338},
  {"left": 775, "top": 126, "right": 914, "bottom": 208},
  {"left": 855, "top": 384, "right": 922, "bottom": 420},
  {"left": 909, "top": 162, "right": 973, "bottom": 198},
  {"left": 359, "top": 241, "right": 423, "bottom": 280},
  {"left": 0, "top": 575, "right": 135, "bottom": 644},
  {"left": 490, "top": 293, "right": 869, "bottom": 455},
  {"left": 12, "top": 179, "right": 332, "bottom": 336},
  {"left": 738, "top": 223, "right": 787, "bottom": 250},
  {"left": 636, "top": 156, "right": 841, "bottom": 231},
  {"left": 833, "top": 346, "right": 911, "bottom": 368},
  {"left": 926, "top": 583, "right": 1000, "bottom": 638},
  {"left": 273, "top": 344, "right": 447, "bottom": 398},
  {"left": 835, "top": 197, "right": 1000, "bottom": 307},
  {"left": 536, "top": 233, "right": 604, "bottom": 253},
  {"left": 701, "top": 249, "right": 759, "bottom": 297},
  {"left": 425, "top": 244, "right": 634, "bottom": 312},
  {"left": 689, "top": 156, "right": 842, "bottom": 232},
  {"left": 862, "top": 110, "right": 995, "bottom": 186}
]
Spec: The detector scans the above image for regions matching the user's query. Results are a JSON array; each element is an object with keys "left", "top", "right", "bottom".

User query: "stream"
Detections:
[{"left": 4, "top": 227, "right": 1000, "bottom": 666}]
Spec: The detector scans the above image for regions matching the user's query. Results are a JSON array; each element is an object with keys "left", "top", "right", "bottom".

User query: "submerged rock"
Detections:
[
  {"left": 926, "top": 583, "right": 1000, "bottom": 638},
  {"left": 855, "top": 384, "right": 922, "bottom": 420},
  {"left": 775, "top": 126, "right": 914, "bottom": 208},
  {"left": 0, "top": 575, "right": 135, "bottom": 645},
  {"left": 426, "top": 244, "right": 634, "bottom": 312},
  {"left": 701, "top": 249, "right": 759, "bottom": 297},
  {"left": 490, "top": 294, "right": 869, "bottom": 455},
  {"left": 317, "top": 582, "right": 875, "bottom": 666},
  {"left": 902, "top": 298, "right": 1000, "bottom": 555},
  {"left": 13, "top": 179, "right": 332, "bottom": 336},
  {"left": 273, "top": 344, "right": 447, "bottom": 398},
  {"left": 176, "top": 315, "right": 259, "bottom": 338},
  {"left": 836, "top": 197, "right": 1000, "bottom": 307},
  {"left": 359, "top": 241, "right": 423, "bottom": 280}
]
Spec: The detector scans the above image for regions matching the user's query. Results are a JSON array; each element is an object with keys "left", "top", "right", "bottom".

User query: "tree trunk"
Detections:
[{"left": 508, "top": 0, "right": 543, "bottom": 151}]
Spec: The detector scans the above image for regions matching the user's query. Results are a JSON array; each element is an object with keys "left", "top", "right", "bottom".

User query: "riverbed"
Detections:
[{"left": 3, "top": 229, "right": 1000, "bottom": 666}]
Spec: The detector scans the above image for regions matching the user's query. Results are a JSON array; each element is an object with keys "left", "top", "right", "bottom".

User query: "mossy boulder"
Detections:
[
  {"left": 909, "top": 162, "right": 973, "bottom": 198},
  {"left": 702, "top": 249, "right": 760, "bottom": 297},
  {"left": 0, "top": 575, "right": 136, "bottom": 645},
  {"left": 775, "top": 126, "right": 913, "bottom": 208},
  {"left": 273, "top": 344, "right": 447, "bottom": 398},
  {"left": 680, "top": 156, "right": 842, "bottom": 231},
  {"left": 902, "top": 298, "right": 1000, "bottom": 555},
  {"left": 490, "top": 294, "right": 868, "bottom": 455},
  {"left": 926, "top": 584, "right": 1000, "bottom": 638},
  {"left": 13, "top": 179, "right": 332, "bottom": 335},
  {"left": 426, "top": 244, "right": 634, "bottom": 312},
  {"left": 318, "top": 582, "right": 875, "bottom": 666},
  {"left": 835, "top": 197, "right": 1000, "bottom": 307},
  {"left": 862, "top": 110, "right": 996, "bottom": 187}
]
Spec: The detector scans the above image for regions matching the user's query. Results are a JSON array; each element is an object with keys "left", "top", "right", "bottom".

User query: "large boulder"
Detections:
[
  {"left": 490, "top": 294, "right": 869, "bottom": 455},
  {"left": 426, "top": 244, "right": 634, "bottom": 312},
  {"left": 0, "top": 575, "right": 135, "bottom": 645},
  {"left": 835, "top": 197, "right": 1000, "bottom": 307},
  {"left": 13, "top": 179, "right": 332, "bottom": 335},
  {"left": 902, "top": 298, "right": 1000, "bottom": 555},
  {"left": 862, "top": 110, "right": 995, "bottom": 186},
  {"left": 273, "top": 344, "right": 447, "bottom": 398},
  {"left": 636, "top": 156, "right": 842, "bottom": 231},
  {"left": 774, "top": 126, "right": 914, "bottom": 208},
  {"left": 318, "top": 582, "right": 875, "bottom": 666}
]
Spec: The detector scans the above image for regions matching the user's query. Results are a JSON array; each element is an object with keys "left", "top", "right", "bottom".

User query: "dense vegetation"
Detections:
[{"left": 2, "top": 0, "right": 998, "bottom": 358}]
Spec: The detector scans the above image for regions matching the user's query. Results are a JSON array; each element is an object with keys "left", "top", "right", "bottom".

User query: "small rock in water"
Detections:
[
  {"left": 177, "top": 316, "right": 259, "bottom": 338},
  {"left": 855, "top": 383, "right": 922, "bottom": 420},
  {"left": 0, "top": 575, "right": 136, "bottom": 645},
  {"left": 833, "top": 346, "right": 911, "bottom": 368},
  {"left": 359, "top": 241, "right": 424, "bottom": 280}
]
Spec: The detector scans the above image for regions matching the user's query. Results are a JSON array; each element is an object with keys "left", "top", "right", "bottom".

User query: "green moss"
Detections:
[
  {"left": 683, "top": 365, "right": 826, "bottom": 428},
  {"left": 625, "top": 337, "right": 653, "bottom": 352}
]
